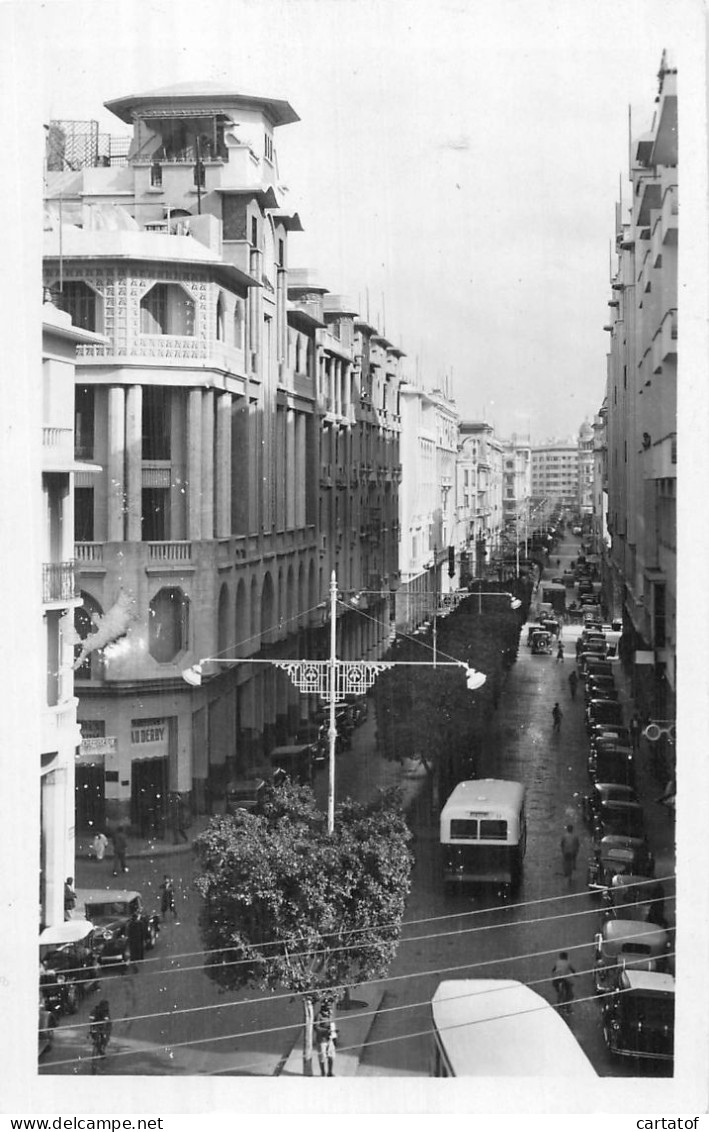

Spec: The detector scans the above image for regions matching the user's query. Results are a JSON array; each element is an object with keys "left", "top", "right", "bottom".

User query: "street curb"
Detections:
[{"left": 275, "top": 989, "right": 386, "bottom": 1077}]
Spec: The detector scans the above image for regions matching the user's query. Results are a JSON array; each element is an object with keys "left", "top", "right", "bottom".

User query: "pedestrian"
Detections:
[
  {"left": 556, "top": 640, "right": 564, "bottom": 662},
  {"left": 111, "top": 826, "right": 129, "bottom": 875},
  {"left": 560, "top": 824, "right": 580, "bottom": 883},
  {"left": 314, "top": 1004, "right": 338, "bottom": 1077},
  {"left": 629, "top": 711, "right": 642, "bottom": 752},
  {"left": 91, "top": 831, "right": 109, "bottom": 861},
  {"left": 551, "top": 951, "right": 576, "bottom": 1010},
  {"left": 64, "top": 877, "right": 77, "bottom": 920},
  {"left": 552, "top": 702, "right": 563, "bottom": 732},
  {"left": 160, "top": 874, "right": 178, "bottom": 920},
  {"left": 568, "top": 670, "right": 578, "bottom": 700},
  {"left": 127, "top": 910, "right": 145, "bottom": 973}
]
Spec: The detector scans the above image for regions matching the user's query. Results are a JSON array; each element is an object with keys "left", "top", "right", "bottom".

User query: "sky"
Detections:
[{"left": 27, "top": 0, "right": 698, "bottom": 442}]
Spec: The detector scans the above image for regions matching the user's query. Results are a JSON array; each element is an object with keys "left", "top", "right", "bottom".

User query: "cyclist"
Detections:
[
  {"left": 551, "top": 952, "right": 576, "bottom": 1011},
  {"left": 89, "top": 999, "right": 112, "bottom": 1056}
]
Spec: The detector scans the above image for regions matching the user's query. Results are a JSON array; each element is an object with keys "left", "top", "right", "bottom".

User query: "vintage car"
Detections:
[
  {"left": 587, "top": 745, "right": 635, "bottom": 789},
  {"left": 225, "top": 775, "right": 267, "bottom": 814},
  {"left": 587, "top": 834, "right": 653, "bottom": 892},
  {"left": 589, "top": 723, "right": 631, "bottom": 751},
  {"left": 601, "top": 874, "right": 667, "bottom": 926},
  {"left": 582, "top": 782, "right": 638, "bottom": 826},
  {"left": 585, "top": 698, "right": 625, "bottom": 734},
  {"left": 74, "top": 889, "right": 160, "bottom": 966},
  {"left": 269, "top": 743, "right": 315, "bottom": 785},
  {"left": 293, "top": 724, "right": 329, "bottom": 764},
  {"left": 601, "top": 970, "right": 675, "bottom": 1063},
  {"left": 39, "top": 919, "right": 101, "bottom": 1015},
  {"left": 526, "top": 623, "right": 545, "bottom": 646},
  {"left": 583, "top": 660, "right": 615, "bottom": 683},
  {"left": 578, "top": 651, "right": 612, "bottom": 677},
  {"left": 592, "top": 918, "right": 672, "bottom": 994},
  {"left": 530, "top": 628, "right": 553, "bottom": 655},
  {"left": 584, "top": 680, "right": 619, "bottom": 705},
  {"left": 592, "top": 799, "right": 646, "bottom": 843}
]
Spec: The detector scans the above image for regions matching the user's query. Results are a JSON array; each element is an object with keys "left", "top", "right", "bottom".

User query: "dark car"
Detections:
[
  {"left": 225, "top": 775, "right": 266, "bottom": 814},
  {"left": 593, "top": 800, "right": 646, "bottom": 844},
  {"left": 602, "top": 874, "right": 668, "bottom": 926},
  {"left": 269, "top": 743, "right": 315, "bottom": 785},
  {"left": 588, "top": 746, "right": 636, "bottom": 788},
  {"left": 589, "top": 724, "right": 631, "bottom": 751},
  {"left": 584, "top": 660, "right": 614, "bottom": 682},
  {"left": 39, "top": 920, "right": 101, "bottom": 1015},
  {"left": 601, "top": 971, "right": 674, "bottom": 1063},
  {"left": 586, "top": 698, "right": 624, "bottom": 733},
  {"left": 583, "top": 782, "right": 638, "bottom": 825},
  {"left": 584, "top": 679, "right": 619, "bottom": 704},
  {"left": 75, "top": 889, "right": 160, "bottom": 966},
  {"left": 294, "top": 724, "right": 329, "bottom": 763}
]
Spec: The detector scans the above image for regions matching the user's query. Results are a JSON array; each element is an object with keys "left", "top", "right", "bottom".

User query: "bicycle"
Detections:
[{"left": 553, "top": 977, "right": 574, "bottom": 1019}]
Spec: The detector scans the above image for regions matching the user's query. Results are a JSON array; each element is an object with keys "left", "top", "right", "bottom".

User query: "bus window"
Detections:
[
  {"left": 480, "top": 819, "right": 507, "bottom": 840},
  {"left": 450, "top": 818, "right": 478, "bottom": 839}
]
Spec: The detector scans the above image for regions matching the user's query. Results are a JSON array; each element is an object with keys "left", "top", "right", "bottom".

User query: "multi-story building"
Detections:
[
  {"left": 603, "top": 53, "right": 677, "bottom": 746},
  {"left": 501, "top": 436, "right": 532, "bottom": 569},
  {"left": 396, "top": 380, "right": 458, "bottom": 630},
  {"left": 577, "top": 419, "right": 595, "bottom": 516},
  {"left": 457, "top": 421, "right": 504, "bottom": 580},
  {"left": 41, "top": 296, "right": 105, "bottom": 926},
  {"left": 530, "top": 439, "right": 579, "bottom": 512},
  {"left": 43, "top": 82, "right": 404, "bottom": 832}
]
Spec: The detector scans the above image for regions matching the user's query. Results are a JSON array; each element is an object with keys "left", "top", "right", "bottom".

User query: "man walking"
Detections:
[
  {"left": 552, "top": 702, "right": 563, "bottom": 732},
  {"left": 560, "top": 824, "right": 580, "bottom": 884},
  {"left": 111, "top": 826, "right": 129, "bottom": 875},
  {"left": 556, "top": 640, "right": 564, "bottom": 662},
  {"left": 568, "top": 670, "right": 578, "bottom": 700}
]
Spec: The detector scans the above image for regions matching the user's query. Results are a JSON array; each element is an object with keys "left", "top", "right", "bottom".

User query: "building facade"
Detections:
[
  {"left": 530, "top": 439, "right": 579, "bottom": 512},
  {"left": 602, "top": 53, "right": 677, "bottom": 759},
  {"left": 42, "top": 82, "right": 403, "bottom": 831}
]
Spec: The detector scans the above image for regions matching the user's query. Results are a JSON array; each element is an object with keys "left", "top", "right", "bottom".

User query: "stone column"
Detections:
[
  {"left": 286, "top": 408, "right": 296, "bottom": 529},
  {"left": 215, "top": 392, "right": 232, "bottom": 537},
  {"left": 187, "top": 388, "right": 202, "bottom": 540},
  {"left": 107, "top": 385, "right": 125, "bottom": 541},
  {"left": 201, "top": 389, "right": 214, "bottom": 540},
  {"left": 125, "top": 385, "right": 142, "bottom": 542}
]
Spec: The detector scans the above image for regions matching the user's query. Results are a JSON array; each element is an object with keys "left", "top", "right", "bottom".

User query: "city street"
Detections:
[{"left": 40, "top": 537, "right": 675, "bottom": 1079}]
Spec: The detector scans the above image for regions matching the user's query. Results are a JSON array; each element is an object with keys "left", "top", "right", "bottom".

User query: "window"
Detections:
[
  {"left": 278, "top": 238, "right": 285, "bottom": 267},
  {"left": 233, "top": 300, "right": 244, "bottom": 348},
  {"left": 56, "top": 281, "right": 98, "bottom": 332},
  {"left": 150, "top": 162, "right": 162, "bottom": 188},
  {"left": 142, "top": 487, "right": 169, "bottom": 541},
  {"left": 216, "top": 293, "right": 225, "bottom": 341},
  {"left": 149, "top": 587, "right": 189, "bottom": 662},
  {"left": 142, "top": 387, "right": 171, "bottom": 460},
  {"left": 75, "top": 386, "right": 95, "bottom": 459},
  {"left": 264, "top": 133, "right": 273, "bottom": 162},
  {"left": 74, "top": 487, "right": 94, "bottom": 541},
  {"left": 140, "top": 283, "right": 195, "bottom": 336},
  {"left": 193, "top": 161, "right": 205, "bottom": 188},
  {"left": 251, "top": 216, "right": 258, "bottom": 247},
  {"left": 480, "top": 819, "right": 507, "bottom": 840},
  {"left": 450, "top": 819, "right": 478, "bottom": 839}
]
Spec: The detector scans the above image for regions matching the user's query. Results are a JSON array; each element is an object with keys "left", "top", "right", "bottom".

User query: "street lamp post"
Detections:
[{"left": 183, "top": 570, "right": 487, "bottom": 834}]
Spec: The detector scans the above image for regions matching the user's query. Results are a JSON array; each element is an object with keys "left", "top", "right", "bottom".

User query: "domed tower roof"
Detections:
[
  {"left": 578, "top": 419, "right": 594, "bottom": 440},
  {"left": 104, "top": 81, "right": 299, "bottom": 127}
]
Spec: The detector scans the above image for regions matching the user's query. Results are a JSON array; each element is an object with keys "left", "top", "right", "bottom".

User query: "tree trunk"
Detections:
[{"left": 302, "top": 994, "right": 315, "bottom": 1076}]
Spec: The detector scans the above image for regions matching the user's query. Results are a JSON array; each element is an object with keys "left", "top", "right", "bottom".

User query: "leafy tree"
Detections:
[{"left": 193, "top": 781, "right": 413, "bottom": 1074}]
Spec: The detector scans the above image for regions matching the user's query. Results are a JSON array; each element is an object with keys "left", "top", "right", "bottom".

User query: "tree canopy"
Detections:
[{"left": 193, "top": 782, "right": 413, "bottom": 1001}]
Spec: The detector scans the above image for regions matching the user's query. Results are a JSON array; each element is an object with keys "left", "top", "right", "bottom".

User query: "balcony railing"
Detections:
[
  {"left": 43, "top": 561, "right": 79, "bottom": 604},
  {"left": 75, "top": 543, "right": 103, "bottom": 563},
  {"left": 148, "top": 541, "right": 192, "bottom": 562}
]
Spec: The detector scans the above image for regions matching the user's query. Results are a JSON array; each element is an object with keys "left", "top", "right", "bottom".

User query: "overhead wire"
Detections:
[
  {"left": 43, "top": 949, "right": 675, "bottom": 1072},
  {"left": 46, "top": 874, "right": 675, "bottom": 986}
]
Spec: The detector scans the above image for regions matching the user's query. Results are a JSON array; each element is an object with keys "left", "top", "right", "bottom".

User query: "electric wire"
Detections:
[
  {"left": 47, "top": 873, "right": 675, "bottom": 986},
  {"left": 43, "top": 950, "right": 675, "bottom": 1072}
]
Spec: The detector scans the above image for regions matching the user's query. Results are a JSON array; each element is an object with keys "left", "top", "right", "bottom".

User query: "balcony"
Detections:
[
  {"left": 75, "top": 542, "right": 104, "bottom": 564},
  {"left": 42, "top": 561, "right": 79, "bottom": 605},
  {"left": 148, "top": 541, "right": 192, "bottom": 563},
  {"left": 661, "top": 187, "right": 678, "bottom": 246},
  {"left": 42, "top": 427, "right": 74, "bottom": 471}
]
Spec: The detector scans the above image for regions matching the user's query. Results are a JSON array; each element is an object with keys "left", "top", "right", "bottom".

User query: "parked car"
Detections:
[
  {"left": 39, "top": 919, "right": 101, "bottom": 1016},
  {"left": 294, "top": 724, "right": 329, "bottom": 764},
  {"left": 74, "top": 889, "right": 160, "bottom": 966},
  {"left": 592, "top": 919, "right": 672, "bottom": 993},
  {"left": 582, "top": 782, "right": 638, "bottom": 826},
  {"left": 584, "top": 680, "right": 619, "bottom": 705},
  {"left": 589, "top": 723, "right": 631, "bottom": 750},
  {"left": 269, "top": 743, "right": 315, "bottom": 785},
  {"left": 592, "top": 799, "right": 647, "bottom": 844},
  {"left": 583, "top": 660, "right": 615, "bottom": 682},
  {"left": 602, "top": 874, "right": 668, "bottom": 926},
  {"left": 587, "top": 834, "right": 654, "bottom": 891},
  {"left": 601, "top": 970, "right": 675, "bottom": 1063},
  {"left": 344, "top": 695, "right": 369, "bottom": 726},
  {"left": 587, "top": 746, "right": 636, "bottom": 790},
  {"left": 225, "top": 775, "right": 267, "bottom": 814},
  {"left": 586, "top": 698, "right": 624, "bottom": 733}
]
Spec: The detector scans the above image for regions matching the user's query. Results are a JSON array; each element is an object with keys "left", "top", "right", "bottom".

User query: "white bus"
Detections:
[
  {"left": 431, "top": 979, "right": 597, "bottom": 1077},
  {"left": 440, "top": 779, "right": 526, "bottom": 895}
]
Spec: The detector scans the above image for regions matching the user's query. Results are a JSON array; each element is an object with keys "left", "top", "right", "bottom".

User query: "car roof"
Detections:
[
  {"left": 621, "top": 971, "right": 675, "bottom": 994},
  {"left": 599, "top": 799, "right": 643, "bottom": 812},
  {"left": 595, "top": 783, "right": 637, "bottom": 795},
  {"left": 76, "top": 888, "right": 141, "bottom": 903},
  {"left": 602, "top": 919, "right": 670, "bottom": 944},
  {"left": 39, "top": 919, "right": 95, "bottom": 945}
]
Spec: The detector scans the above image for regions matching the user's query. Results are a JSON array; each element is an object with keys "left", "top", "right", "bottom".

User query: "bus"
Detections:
[
  {"left": 431, "top": 979, "right": 597, "bottom": 1077},
  {"left": 440, "top": 779, "right": 526, "bottom": 895}
]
